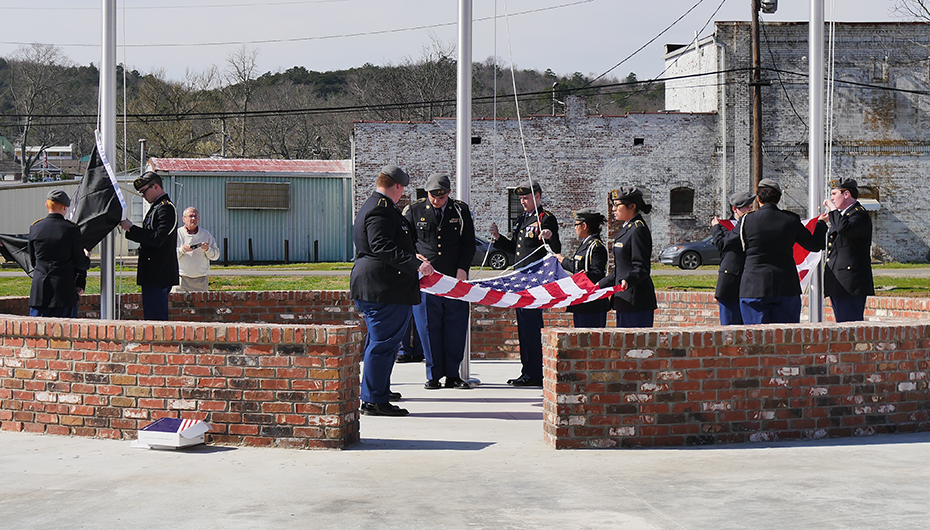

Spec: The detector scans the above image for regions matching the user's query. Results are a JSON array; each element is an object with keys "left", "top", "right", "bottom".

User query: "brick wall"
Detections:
[
  {"left": 0, "top": 314, "right": 363, "bottom": 449},
  {"left": 543, "top": 318, "right": 930, "bottom": 449}
]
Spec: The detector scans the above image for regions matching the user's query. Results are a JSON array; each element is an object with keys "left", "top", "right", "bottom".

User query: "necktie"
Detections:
[{"left": 436, "top": 207, "right": 443, "bottom": 224}]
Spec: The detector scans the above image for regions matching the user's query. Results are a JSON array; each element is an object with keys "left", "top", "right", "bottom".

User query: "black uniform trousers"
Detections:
[
  {"left": 413, "top": 292, "right": 469, "bottom": 381},
  {"left": 516, "top": 308, "right": 544, "bottom": 380}
]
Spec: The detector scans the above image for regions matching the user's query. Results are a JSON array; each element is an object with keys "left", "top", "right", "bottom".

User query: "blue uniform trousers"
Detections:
[
  {"left": 573, "top": 312, "right": 607, "bottom": 328},
  {"left": 397, "top": 313, "right": 423, "bottom": 358},
  {"left": 717, "top": 299, "right": 743, "bottom": 325},
  {"left": 355, "top": 300, "right": 412, "bottom": 404},
  {"left": 516, "top": 308, "right": 544, "bottom": 380},
  {"left": 413, "top": 293, "right": 469, "bottom": 381},
  {"left": 616, "top": 310, "right": 654, "bottom": 328},
  {"left": 830, "top": 295, "right": 867, "bottom": 323},
  {"left": 739, "top": 296, "right": 801, "bottom": 324},
  {"left": 142, "top": 286, "right": 171, "bottom": 321}
]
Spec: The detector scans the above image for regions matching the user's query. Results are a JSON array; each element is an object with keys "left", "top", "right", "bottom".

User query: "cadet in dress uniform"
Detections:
[
  {"left": 350, "top": 165, "right": 434, "bottom": 416},
  {"left": 28, "top": 190, "right": 91, "bottom": 318},
  {"left": 404, "top": 172, "right": 477, "bottom": 389},
  {"left": 822, "top": 178, "right": 874, "bottom": 322},
  {"left": 120, "top": 172, "right": 179, "bottom": 320},
  {"left": 556, "top": 208, "right": 609, "bottom": 328},
  {"left": 710, "top": 191, "right": 755, "bottom": 325},
  {"left": 597, "top": 187, "right": 657, "bottom": 328},
  {"left": 490, "top": 180, "right": 561, "bottom": 387},
  {"left": 726, "top": 179, "right": 827, "bottom": 324}
]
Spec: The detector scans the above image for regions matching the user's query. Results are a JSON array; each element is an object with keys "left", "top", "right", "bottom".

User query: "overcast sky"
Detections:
[{"left": 0, "top": 0, "right": 908, "bottom": 83}]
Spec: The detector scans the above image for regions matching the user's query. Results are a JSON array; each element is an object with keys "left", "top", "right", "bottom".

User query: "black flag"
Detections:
[
  {"left": 67, "top": 144, "right": 125, "bottom": 250},
  {"left": 0, "top": 233, "right": 32, "bottom": 276}
]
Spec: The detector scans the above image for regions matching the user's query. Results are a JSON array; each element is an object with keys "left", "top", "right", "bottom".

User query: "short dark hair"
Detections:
[{"left": 757, "top": 186, "right": 781, "bottom": 205}]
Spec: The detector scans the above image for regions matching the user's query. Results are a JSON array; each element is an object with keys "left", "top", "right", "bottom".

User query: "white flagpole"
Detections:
[
  {"left": 100, "top": 0, "right": 117, "bottom": 320},
  {"left": 457, "top": 0, "right": 478, "bottom": 385},
  {"left": 809, "top": 0, "right": 825, "bottom": 322}
]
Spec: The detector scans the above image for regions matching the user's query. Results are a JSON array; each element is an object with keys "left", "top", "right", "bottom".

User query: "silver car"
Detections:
[{"left": 658, "top": 235, "right": 721, "bottom": 270}]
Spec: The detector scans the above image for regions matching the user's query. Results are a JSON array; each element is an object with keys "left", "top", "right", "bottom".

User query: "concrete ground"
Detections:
[{"left": 1, "top": 359, "right": 929, "bottom": 530}]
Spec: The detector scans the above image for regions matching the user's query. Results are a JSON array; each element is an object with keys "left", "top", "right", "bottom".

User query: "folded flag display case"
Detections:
[{"left": 132, "top": 418, "right": 210, "bottom": 450}]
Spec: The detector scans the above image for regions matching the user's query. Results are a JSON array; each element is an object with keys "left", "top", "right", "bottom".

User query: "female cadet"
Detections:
[
  {"left": 597, "top": 187, "right": 657, "bottom": 327},
  {"left": 556, "top": 208, "right": 609, "bottom": 327}
]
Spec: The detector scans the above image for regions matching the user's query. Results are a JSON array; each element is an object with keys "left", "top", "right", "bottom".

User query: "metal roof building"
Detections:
[{"left": 146, "top": 158, "right": 353, "bottom": 263}]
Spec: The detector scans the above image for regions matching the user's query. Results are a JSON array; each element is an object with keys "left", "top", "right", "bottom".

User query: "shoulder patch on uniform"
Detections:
[
  {"left": 633, "top": 219, "right": 646, "bottom": 227},
  {"left": 377, "top": 197, "right": 389, "bottom": 208},
  {"left": 413, "top": 198, "right": 427, "bottom": 205},
  {"left": 31, "top": 218, "right": 43, "bottom": 226}
]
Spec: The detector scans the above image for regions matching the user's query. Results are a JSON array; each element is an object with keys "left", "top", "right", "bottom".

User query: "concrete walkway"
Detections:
[{"left": 1, "top": 359, "right": 929, "bottom": 529}]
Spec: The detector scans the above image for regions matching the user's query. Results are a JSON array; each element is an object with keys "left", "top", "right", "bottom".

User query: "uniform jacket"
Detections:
[
  {"left": 824, "top": 201, "right": 874, "bottom": 298},
  {"left": 730, "top": 203, "right": 826, "bottom": 298},
  {"left": 350, "top": 191, "right": 421, "bottom": 305},
  {"left": 560, "top": 235, "right": 610, "bottom": 314},
  {"left": 493, "top": 206, "right": 561, "bottom": 266},
  {"left": 125, "top": 193, "right": 179, "bottom": 288},
  {"left": 28, "top": 213, "right": 91, "bottom": 309},
  {"left": 711, "top": 220, "right": 745, "bottom": 301},
  {"left": 404, "top": 198, "right": 476, "bottom": 277},
  {"left": 598, "top": 214, "right": 657, "bottom": 312}
]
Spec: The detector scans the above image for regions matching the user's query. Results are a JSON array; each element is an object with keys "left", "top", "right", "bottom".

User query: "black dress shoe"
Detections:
[
  {"left": 395, "top": 354, "right": 424, "bottom": 363},
  {"left": 508, "top": 376, "right": 543, "bottom": 387},
  {"left": 424, "top": 379, "right": 442, "bottom": 389},
  {"left": 444, "top": 377, "right": 471, "bottom": 389},
  {"left": 388, "top": 391, "right": 402, "bottom": 401},
  {"left": 360, "top": 402, "right": 409, "bottom": 416}
]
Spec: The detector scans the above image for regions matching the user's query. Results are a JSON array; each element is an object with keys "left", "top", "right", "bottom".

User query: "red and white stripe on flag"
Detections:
[{"left": 419, "top": 271, "right": 622, "bottom": 309}]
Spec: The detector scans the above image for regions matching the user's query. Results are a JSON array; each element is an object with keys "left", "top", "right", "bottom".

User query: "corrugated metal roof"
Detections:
[{"left": 148, "top": 158, "right": 351, "bottom": 175}]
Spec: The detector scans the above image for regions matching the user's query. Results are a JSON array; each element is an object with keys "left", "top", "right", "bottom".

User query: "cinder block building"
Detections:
[{"left": 353, "top": 21, "right": 930, "bottom": 262}]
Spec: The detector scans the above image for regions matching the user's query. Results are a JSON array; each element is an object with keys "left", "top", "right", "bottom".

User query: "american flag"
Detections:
[
  {"left": 420, "top": 254, "right": 622, "bottom": 309},
  {"left": 719, "top": 217, "right": 822, "bottom": 293}
]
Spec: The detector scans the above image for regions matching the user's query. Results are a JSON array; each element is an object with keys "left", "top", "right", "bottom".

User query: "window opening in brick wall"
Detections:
[
  {"left": 415, "top": 188, "right": 427, "bottom": 200},
  {"left": 226, "top": 182, "right": 290, "bottom": 210},
  {"left": 471, "top": 136, "right": 481, "bottom": 145},
  {"left": 669, "top": 187, "right": 695, "bottom": 217},
  {"left": 858, "top": 185, "right": 878, "bottom": 201},
  {"left": 633, "top": 137, "right": 645, "bottom": 146}
]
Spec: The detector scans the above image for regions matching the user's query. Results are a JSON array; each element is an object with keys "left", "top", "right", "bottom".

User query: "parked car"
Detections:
[
  {"left": 473, "top": 236, "right": 513, "bottom": 270},
  {"left": 658, "top": 235, "right": 721, "bottom": 270}
]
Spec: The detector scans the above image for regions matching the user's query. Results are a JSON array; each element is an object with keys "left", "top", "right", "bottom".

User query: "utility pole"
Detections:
[{"left": 750, "top": 0, "right": 763, "bottom": 190}]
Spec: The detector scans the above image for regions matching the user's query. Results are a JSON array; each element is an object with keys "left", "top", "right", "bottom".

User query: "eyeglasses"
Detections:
[
  {"left": 574, "top": 222, "right": 584, "bottom": 226},
  {"left": 139, "top": 184, "right": 154, "bottom": 195}
]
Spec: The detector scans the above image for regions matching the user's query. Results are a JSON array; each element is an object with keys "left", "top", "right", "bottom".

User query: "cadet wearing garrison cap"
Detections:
[
  {"left": 720, "top": 178, "right": 827, "bottom": 324},
  {"left": 120, "top": 171, "right": 179, "bottom": 320},
  {"left": 822, "top": 178, "right": 874, "bottom": 322},
  {"left": 557, "top": 208, "right": 609, "bottom": 327},
  {"left": 28, "top": 190, "right": 91, "bottom": 318},
  {"left": 489, "top": 179, "right": 560, "bottom": 387},
  {"left": 597, "top": 187, "right": 657, "bottom": 328},
  {"left": 403, "top": 172, "right": 476, "bottom": 389},
  {"left": 710, "top": 191, "right": 756, "bottom": 325},
  {"left": 351, "top": 165, "right": 434, "bottom": 416}
]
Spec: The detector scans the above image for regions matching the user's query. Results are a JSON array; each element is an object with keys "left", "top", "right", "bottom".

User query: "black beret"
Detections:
[
  {"left": 514, "top": 180, "right": 542, "bottom": 196},
  {"left": 380, "top": 165, "right": 410, "bottom": 187},
  {"left": 609, "top": 186, "right": 642, "bottom": 203},
  {"left": 828, "top": 178, "right": 857, "bottom": 191},
  {"left": 573, "top": 208, "right": 604, "bottom": 225},
  {"left": 47, "top": 189, "right": 71, "bottom": 207},
  {"left": 133, "top": 171, "right": 159, "bottom": 192}
]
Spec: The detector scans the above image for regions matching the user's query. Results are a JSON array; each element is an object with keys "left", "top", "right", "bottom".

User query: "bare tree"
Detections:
[
  {"left": 6, "top": 43, "right": 73, "bottom": 180},
  {"left": 892, "top": 0, "right": 930, "bottom": 19},
  {"left": 224, "top": 46, "right": 260, "bottom": 157}
]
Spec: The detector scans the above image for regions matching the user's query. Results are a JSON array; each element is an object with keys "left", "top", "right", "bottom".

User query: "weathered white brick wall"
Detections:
[{"left": 353, "top": 99, "right": 719, "bottom": 257}]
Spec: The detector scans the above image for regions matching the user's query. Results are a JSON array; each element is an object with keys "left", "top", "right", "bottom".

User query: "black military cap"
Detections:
[
  {"left": 425, "top": 172, "right": 451, "bottom": 195},
  {"left": 514, "top": 180, "right": 542, "bottom": 196},
  {"left": 728, "top": 191, "right": 756, "bottom": 209},
  {"left": 609, "top": 187, "right": 642, "bottom": 203},
  {"left": 573, "top": 208, "right": 604, "bottom": 225},
  {"left": 757, "top": 178, "right": 781, "bottom": 192},
  {"left": 380, "top": 164, "right": 410, "bottom": 187},
  {"left": 46, "top": 189, "right": 71, "bottom": 207},
  {"left": 133, "top": 171, "right": 159, "bottom": 192},
  {"left": 828, "top": 178, "right": 857, "bottom": 191}
]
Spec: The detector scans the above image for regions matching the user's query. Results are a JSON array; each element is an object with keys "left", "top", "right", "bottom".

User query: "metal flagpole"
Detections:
[
  {"left": 808, "top": 0, "right": 825, "bottom": 322},
  {"left": 457, "top": 0, "right": 479, "bottom": 385},
  {"left": 100, "top": 0, "right": 117, "bottom": 320}
]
